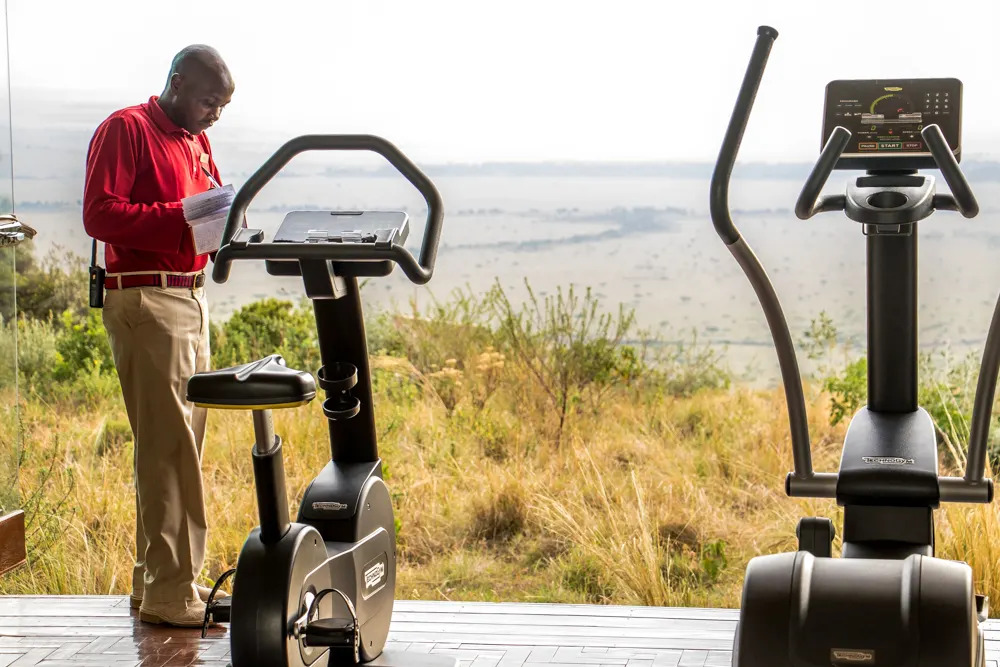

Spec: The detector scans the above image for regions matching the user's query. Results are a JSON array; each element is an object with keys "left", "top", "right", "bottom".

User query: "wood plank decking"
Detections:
[{"left": 0, "top": 596, "right": 997, "bottom": 666}]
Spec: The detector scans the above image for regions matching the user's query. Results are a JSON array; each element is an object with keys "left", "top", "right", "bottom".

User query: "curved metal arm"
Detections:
[
  {"left": 922, "top": 124, "right": 978, "bottom": 218},
  {"left": 710, "top": 25, "right": 778, "bottom": 245},
  {"left": 795, "top": 127, "right": 851, "bottom": 219},
  {"left": 931, "top": 193, "right": 960, "bottom": 212},
  {"left": 967, "top": 287, "right": 1000, "bottom": 484},
  {"left": 212, "top": 135, "right": 444, "bottom": 285},
  {"left": 709, "top": 26, "right": 815, "bottom": 483}
]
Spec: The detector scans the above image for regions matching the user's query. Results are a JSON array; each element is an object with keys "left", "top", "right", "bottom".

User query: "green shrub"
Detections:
[
  {"left": 560, "top": 550, "right": 612, "bottom": 602},
  {"left": 824, "top": 357, "right": 867, "bottom": 426},
  {"left": 16, "top": 316, "right": 60, "bottom": 392},
  {"left": 389, "top": 286, "right": 496, "bottom": 373},
  {"left": 698, "top": 539, "right": 728, "bottom": 584},
  {"left": 0, "top": 242, "right": 88, "bottom": 321},
  {"left": 0, "top": 309, "right": 118, "bottom": 400},
  {"left": 53, "top": 310, "right": 114, "bottom": 382},
  {"left": 371, "top": 365, "right": 422, "bottom": 407},
  {"left": 51, "top": 363, "right": 121, "bottom": 404},
  {"left": 801, "top": 312, "right": 866, "bottom": 426},
  {"left": 0, "top": 318, "right": 17, "bottom": 389},
  {"left": 651, "top": 330, "right": 731, "bottom": 397},
  {"left": 211, "top": 298, "right": 320, "bottom": 372},
  {"left": 491, "top": 280, "right": 643, "bottom": 446},
  {"left": 94, "top": 418, "right": 132, "bottom": 457},
  {"left": 365, "top": 311, "right": 408, "bottom": 357},
  {"left": 803, "top": 313, "right": 1000, "bottom": 469}
]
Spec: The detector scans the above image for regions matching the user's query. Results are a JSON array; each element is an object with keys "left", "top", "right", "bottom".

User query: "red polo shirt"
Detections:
[{"left": 83, "top": 96, "right": 223, "bottom": 274}]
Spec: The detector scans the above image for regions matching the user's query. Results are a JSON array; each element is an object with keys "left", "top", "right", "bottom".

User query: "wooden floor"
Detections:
[{"left": 1, "top": 596, "right": 999, "bottom": 666}]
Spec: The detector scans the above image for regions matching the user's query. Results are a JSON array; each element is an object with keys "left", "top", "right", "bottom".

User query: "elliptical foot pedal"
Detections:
[{"left": 796, "top": 517, "right": 835, "bottom": 557}]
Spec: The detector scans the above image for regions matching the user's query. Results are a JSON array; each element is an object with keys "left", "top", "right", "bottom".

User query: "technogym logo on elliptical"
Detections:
[
  {"left": 831, "top": 648, "right": 876, "bottom": 664},
  {"left": 862, "top": 456, "right": 915, "bottom": 465}
]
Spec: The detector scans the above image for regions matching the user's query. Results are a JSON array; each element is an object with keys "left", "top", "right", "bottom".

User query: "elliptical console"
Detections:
[{"left": 711, "top": 27, "right": 997, "bottom": 667}]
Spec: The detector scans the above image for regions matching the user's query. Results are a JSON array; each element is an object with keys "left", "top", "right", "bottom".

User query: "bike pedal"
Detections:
[
  {"left": 208, "top": 596, "right": 232, "bottom": 624},
  {"left": 200, "top": 568, "right": 236, "bottom": 638},
  {"left": 977, "top": 594, "right": 989, "bottom": 623},
  {"left": 304, "top": 617, "right": 356, "bottom": 647}
]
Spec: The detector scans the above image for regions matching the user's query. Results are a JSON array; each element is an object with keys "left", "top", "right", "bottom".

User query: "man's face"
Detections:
[{"left": 170, "top": 73, "right": 234, "bottom": 135}]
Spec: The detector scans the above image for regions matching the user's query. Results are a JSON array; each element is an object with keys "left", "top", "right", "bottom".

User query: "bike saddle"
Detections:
[{"left": 187, "top": 354, "right": 316, "bottom": 409}]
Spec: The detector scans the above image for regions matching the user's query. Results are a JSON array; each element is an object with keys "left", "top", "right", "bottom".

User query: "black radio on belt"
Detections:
[{"left": 89, "top": 239, "right": 105, "bottom": 309}]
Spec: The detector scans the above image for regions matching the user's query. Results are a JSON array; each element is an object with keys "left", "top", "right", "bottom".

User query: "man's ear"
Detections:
[{"left": 169, "top": 72, "right": 184, "bottom": 93}]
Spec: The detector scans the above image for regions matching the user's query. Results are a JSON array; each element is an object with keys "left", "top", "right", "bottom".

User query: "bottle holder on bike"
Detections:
[
  {"left": 318, "top": 363, "right": 358, "bottom": 393},
  {"left": 201, "top": 567, "right": 237, "bottom": 638},
  {"left": 319, "top": 362, "right": 361, "bottom": 421},
  {"left": 294, "top": 587, "right": 360, "bottom": 663},
  {"left": 322, "top": 396, "right": 361, "bottom": 420}
]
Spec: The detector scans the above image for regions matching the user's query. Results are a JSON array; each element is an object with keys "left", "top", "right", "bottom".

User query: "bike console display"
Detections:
[
  {"left": 824, "top": 78, "right": 962, "bottom": 170},
  {"left": 273, "top": 211, "right": 409, "bottom": 247}
]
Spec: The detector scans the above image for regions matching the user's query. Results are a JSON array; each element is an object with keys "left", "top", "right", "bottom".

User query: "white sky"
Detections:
[{"left": 7, "top": 0, "right": 1000, "bottom": 162}]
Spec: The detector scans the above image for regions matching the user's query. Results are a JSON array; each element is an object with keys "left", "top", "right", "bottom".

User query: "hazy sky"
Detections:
[{"left": 7, "top": 0, "right": 1000, "bottom": 163}]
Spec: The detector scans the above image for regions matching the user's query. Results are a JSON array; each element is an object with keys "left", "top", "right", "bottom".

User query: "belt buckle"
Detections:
[{"left": 194, "top": 273, "right": 206, "bottom": 288}]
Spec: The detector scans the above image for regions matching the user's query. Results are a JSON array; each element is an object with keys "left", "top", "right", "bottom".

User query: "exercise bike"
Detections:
[
  {"left": 712, "top": 27, "right": 998, "bottom": 666},
  {"left": 186, "top": 135, "right": 458, "bottom": 667}
]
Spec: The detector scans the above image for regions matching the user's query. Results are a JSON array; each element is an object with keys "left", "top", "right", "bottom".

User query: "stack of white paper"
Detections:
[{"left": 182, "top": 184, "right": 236, "bottom": 254}]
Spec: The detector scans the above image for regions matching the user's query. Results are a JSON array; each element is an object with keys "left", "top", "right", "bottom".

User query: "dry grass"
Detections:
[{"left": 1, "top": 355, "right": 998, "bottom": 615}]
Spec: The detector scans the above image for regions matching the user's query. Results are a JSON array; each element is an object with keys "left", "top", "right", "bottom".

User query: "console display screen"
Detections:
[{"left": 823, "top": 78, "right": 962, "bottom": 169}]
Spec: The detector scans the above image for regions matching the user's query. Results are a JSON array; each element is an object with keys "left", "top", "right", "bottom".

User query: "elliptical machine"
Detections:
[
  {"left": 186, "top": 135, "right": 458, "bottom": 667},
  {"left": 712, "top": 27, "right": 998, "bottom": 667}
]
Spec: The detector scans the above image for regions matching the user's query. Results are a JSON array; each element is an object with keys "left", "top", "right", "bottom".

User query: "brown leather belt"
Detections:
[{"left": 105, "top": 273, "right": 206, "bottom": 290}]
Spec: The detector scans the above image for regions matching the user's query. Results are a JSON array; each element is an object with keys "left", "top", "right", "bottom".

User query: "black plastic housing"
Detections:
[
  {"left": 734, "top": 551, "right": 978, "bottom": 667},
  {"left": 297, "top": 460, "right": 384, "bottom": 542},
  {"left": 836, "top": 408, "right": 940, "bottom": 507}
]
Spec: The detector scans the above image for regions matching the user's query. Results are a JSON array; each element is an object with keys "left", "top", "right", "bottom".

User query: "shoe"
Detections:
[
  {"left": 130, "top": 584, "right": 229, "bottom": 610},
  {"left": 139, "top": 598, "right": 213, "bottom": 628}
]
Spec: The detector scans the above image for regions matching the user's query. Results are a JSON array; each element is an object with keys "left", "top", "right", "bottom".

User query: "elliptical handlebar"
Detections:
[
  {"left": 918, "top": 124, "right": 992, "bottom": 490},
  {"left": 212, "top": 134, "right": 445, "bottom": 286},
  {"left": 794, "top": 127, "right": 851, "bottom": 220},
  {"left": 922, "top": 124, "right": 979, "bottom": 217},
  {"left": 710, "top": 26, "right": 817, "bottom": 484},
  {"left": 710, "top": 25, "right": 779, "bottom": 246}
]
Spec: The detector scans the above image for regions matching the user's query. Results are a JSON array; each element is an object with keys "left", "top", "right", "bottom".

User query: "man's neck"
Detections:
[{"left": 156, "top": 94, "right": 184, "bottom": 129}]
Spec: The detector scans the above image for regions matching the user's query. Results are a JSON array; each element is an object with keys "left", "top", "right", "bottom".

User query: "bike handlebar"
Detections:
[{"left": 212, "top": 135, "right": 444, "bottom": 286}]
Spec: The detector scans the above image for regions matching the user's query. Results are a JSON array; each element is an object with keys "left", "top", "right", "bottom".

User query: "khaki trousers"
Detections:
[{"left": 102, "top": 285, "right": 210, "bottom": 604}]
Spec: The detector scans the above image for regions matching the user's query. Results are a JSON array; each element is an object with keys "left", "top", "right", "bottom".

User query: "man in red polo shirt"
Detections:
[{"left": 83, "top": 44, "right": 234, "bottom": 627}]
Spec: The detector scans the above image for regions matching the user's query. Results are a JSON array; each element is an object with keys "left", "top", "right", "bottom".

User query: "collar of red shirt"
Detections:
[{"left": 143, "top": 96, "right": 191, "bottom": 137}]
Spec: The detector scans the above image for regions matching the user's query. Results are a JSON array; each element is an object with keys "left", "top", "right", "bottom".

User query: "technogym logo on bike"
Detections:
[
  {"left": 312, "top": 501, "right": 349, "bottom": 511},
  {"left": 862, "top": 456, "right": 914, "bottom": 465},
  {"left": 362, "top": 553, "right": 389, "bottom": 598},
  {"left": 831, "top": 648, "right": 875, "bottom": 664}
]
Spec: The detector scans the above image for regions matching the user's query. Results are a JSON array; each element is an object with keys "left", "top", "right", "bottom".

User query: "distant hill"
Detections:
[
  {"left": 8, "top": 121, "right": 1000, "bottom": 183},
  {"left": 337, "top": 159, "right": 1000, "bottom": 181}
]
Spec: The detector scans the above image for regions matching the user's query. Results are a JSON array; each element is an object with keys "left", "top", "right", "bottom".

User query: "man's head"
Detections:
[{"left": 159, "top": 45, "right": 234, "bottom": 135}]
